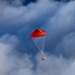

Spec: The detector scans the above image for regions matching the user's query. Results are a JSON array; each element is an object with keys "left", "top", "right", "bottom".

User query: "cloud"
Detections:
[
  {"left": 45, "top": 1, "right": 75, "bottom": 56},
  {"left": 0, "top": 43, "right": 13, "bottom": 75},
  {"left": 0, "top": 34, "right": 18, "bottom": 75},
  {"left": 61, "top": 60, "right": 75, "bottom": 75},
  {"left": 0, "top": 34, "right": 75, "bottom": 75},
  {"left": 54, "top": 32, "right": 75, "bottom": 58},
  {"left": 0, "top": 0, "right": 60, "bottom": 33},
  {"left": 0, "top": 0, "right": 23, "bottom": 6},
  {"left": 0, "top": 0, "right": 75, "bottom": 75},
  {"left": 35, "top": 54, "right": 68, "bottom": 75},
  {"left": 0, "top": 34, "right": 33, "bottom": 75},
  {"left": 10, "top": 53, "right": 75, "bottom": 75},
  {"left": 0, "top": 0, "right": 75, "bottom": 58}
]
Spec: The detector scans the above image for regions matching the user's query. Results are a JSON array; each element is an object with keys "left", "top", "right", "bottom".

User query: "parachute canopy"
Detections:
[{"left": 31, "top": 29, "right": 46, "bottom": 38}]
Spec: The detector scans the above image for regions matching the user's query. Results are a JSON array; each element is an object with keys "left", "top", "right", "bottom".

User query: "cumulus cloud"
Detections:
[
  {"left": 54, "top": 32, "right": 75, "bottom": 58},
  {"left": 0, "top": 0, "right": 23, "bottom": 6},
  {"left": 0, "top": 34, "right": 18, "bottom": 75},
  {"left": 0, "top": 43, "right": 13, "bottom": 75},
  {"left": 0, "top": 37, "right": 72, "bottom": 75},
  {"left": 35, "top": 54, "right": 69, "bottom": 75},
  {"left": 9, "top": 53, "right": 75, "bottom": 75},
  {"left": 0, "top": 0, "right": 75, "bottom": 75},
  {"left": 0, "top": 34, "right": 75, "bottom": 75},
  {"left": 61, "top": 60, "right": 75, "bottom": 75},
  {"left": 0, "top": 0, "right": 60, "bottom": 33},
  {"left": 45, "top": 1, "right": 75, "bottom": 56},
  {"left": 0, "top": 34, "right": 33, "bottom": 75}
]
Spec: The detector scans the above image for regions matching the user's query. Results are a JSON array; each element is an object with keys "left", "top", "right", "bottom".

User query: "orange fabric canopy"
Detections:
[{"left": 31, "top": 29, "right": 46, "bottom": 38}]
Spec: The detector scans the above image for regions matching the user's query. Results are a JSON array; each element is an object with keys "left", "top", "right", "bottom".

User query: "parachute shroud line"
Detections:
[{"left": 32, "top": 36, "right": 46, "bottom": 55}]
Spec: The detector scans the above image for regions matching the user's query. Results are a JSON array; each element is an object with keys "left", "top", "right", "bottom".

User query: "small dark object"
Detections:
[{"left": 41, "top": 56, "right": 46, "bottom": 60}]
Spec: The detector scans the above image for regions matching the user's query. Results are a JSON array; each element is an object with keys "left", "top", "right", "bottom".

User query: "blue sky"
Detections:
[{"left": 0, "top": 0, "right": 75, "bottom": 75}]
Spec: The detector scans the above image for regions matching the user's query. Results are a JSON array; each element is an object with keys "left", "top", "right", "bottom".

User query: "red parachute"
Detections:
[
  {"left": 31, "top": 29, "right": 46, "bottom": 38},
  {"left": 31, "top": 29, "right": 46, "bottom": 59}
]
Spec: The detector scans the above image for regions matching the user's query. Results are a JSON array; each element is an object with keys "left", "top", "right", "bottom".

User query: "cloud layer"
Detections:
[{"left": 0, "top": 0, "right": 75, "bottom": 75}]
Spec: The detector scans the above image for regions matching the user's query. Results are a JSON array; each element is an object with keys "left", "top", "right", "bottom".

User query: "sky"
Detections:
[{"left": 0, "top": 0, "right": 75, "bottom": 75}]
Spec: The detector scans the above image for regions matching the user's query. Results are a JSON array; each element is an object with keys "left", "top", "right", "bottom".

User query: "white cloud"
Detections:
[
  {"left": 61, "top": 60, "right": 75, "bottom": 75},
  {"left": 0, "top": 43, "right": 13, "bottom": 75},
  {"left": 0, "top": 0, "right": 75, "bottom": 75},
  {"left": 34, "top": 54, "right": 69, "bottom": 75},
  {"left": 44, "top": 1, "right": 75, "bottom": 56},
  {"left": 0, "top": 0, "right": 23, "bottom": 6},
  {"left": 0, "top": 34, "right": 75, "bottom": 75},
  {"left": 0, "top": 34, "right": 33, "bottom": 75},
  {"left": 0, "top": 34, "right": 18, "bottom": 75},
  {"left": 54, "top": 32, "right": 75, "bottom": 57},
  {"left": 0, "top": 0, "right": 60, "bottom": 32}
]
